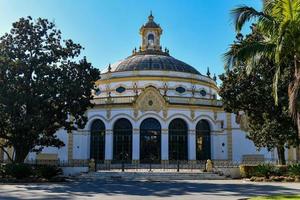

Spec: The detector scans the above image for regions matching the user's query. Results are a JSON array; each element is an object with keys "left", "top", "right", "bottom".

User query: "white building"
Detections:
[{"left": 22, "top": 14, "right": 298, "bottom": 165}]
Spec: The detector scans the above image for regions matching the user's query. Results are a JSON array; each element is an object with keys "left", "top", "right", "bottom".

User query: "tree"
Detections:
[
  {"left": 225, "top": 0, "right": 300, "bottom": 136},
  {"left": 220, "top": 29, "right": 298, "bottom": 165},
  {"left": 0, "top": 17, "right": 100, "bottom": 163}
]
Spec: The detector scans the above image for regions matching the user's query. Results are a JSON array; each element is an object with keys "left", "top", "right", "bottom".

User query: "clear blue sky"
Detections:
[{"left": 0, "top": 0, "right": 261, "bottom": 82}]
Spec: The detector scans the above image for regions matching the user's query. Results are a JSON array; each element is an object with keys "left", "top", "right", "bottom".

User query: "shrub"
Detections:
[
  {"left": 239, "top": 165, "right": 257, "bottom": 178},
  {"left": 254, "top": 164, "right": 274, "bottom": 178},
  {"left": 273, "top": 165, "right": 288, "bottom": 176},
  {"left": 36, "top": 165, "right": 62, "bottom": 179},
  {"left": 0, "top": 164, "right": 5, "bottom": 178},
  {"left": 288, "top": 164, "right": 300, "bottom": 176},
  {"left": 4, "top": 163, "right": 32, "bottom": 179}
]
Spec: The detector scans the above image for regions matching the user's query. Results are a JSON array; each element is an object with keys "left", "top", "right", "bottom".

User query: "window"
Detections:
[
  {"left": 116, "top": 86, "right": 126, "bottom": 93},
  {"left": 140, "top": 118, "right": 161, "bottom": 163},
  {"left": 169, "top": 119, "right": 188, "bottom": 161},
  {"left": 113, "top": 118, "right": 132, "bottom": 162},
  {"left": 148, "top": 34, "right": 154, "bottom": 42},
  {"left": 95, "top": 90, "right": 101, "bottom": 96},
  {"left": 175, "top": 86, "right": 186, "bottom": 94},
  {"left": 200, "top": 89, "right": 207, "bottom": 97},
  {"left": 196, "top": 120, "right": 211, "bottom": 160},
  {"left": 90, "top": 119, "right": 105, "bottom": 162}
]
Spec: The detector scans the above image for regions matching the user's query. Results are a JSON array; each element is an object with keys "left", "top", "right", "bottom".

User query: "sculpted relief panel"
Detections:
[{"left": 134, "top": 86, "right": 167, "bottom": 118}]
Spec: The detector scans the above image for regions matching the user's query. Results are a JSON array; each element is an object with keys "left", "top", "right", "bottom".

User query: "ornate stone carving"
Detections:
[
  {"left": 190, "top": 109, "right": 195, "bottom": 120},
  {"left": 236, "top": 111, "right": 249, "bottom": 131},
  {"left": 213, "top": 111, "right": 217, "bottom": 120},
  {"left": 133, "top": 109, "right": 138, "bottom": 118},
  {"left": 135, "top": 86, "right": 166, "bottom": 113},
  {"left": 106, "top": 108, "right": 111, "bottom": 119},
  {"left": 163, "top": 109, "right": 168, "bottom": 119}
]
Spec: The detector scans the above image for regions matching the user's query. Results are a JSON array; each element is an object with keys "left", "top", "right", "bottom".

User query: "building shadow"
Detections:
[{"left": 1, "top": 180, "right": 300, "bottom": 200}]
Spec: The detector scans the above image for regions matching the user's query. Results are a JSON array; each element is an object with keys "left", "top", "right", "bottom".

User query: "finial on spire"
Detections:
[
  {"left": 213, "top": 73, "right": 217, "bottom": 81},
  {"left": 108, "top": 63, "right": 111, "bottom": 72},
  {"left": 148, "top": 11, "right": 154, "bottom": 21},
  {"left": 206, "top": 67, "right": 211, "bottom": 77}
]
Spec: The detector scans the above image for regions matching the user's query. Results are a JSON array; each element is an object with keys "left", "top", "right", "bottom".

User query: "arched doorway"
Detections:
[
  {"left": 169, "top": 119, "right": 188, "bottom": 161},
  {"left": 140, "top": 118, "right": 161, "bottom": 163},
  {"left": 90, "top": 119, "right": 105, "bottom": 162},
  {"left": 113, "top": 118, "right": 132, "bottom": 162},
  {"left": 196, "top": 120, "right": 211, "bottom": 160}
]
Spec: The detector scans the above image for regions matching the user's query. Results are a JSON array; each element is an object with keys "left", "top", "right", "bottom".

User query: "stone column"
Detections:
[
  {"left": 105, "top": 129, "right": 113, "bottom": 163},
  {"left": 68, "top": 132, "right": 73, "bottom": 161},
  {"left": 226, "top": 113, "right": 233, "bottom": 161},
  {"left": 132, "top": 128, "right": 140, "bottom": 164},
  {"left": 188, "top": 129, "right": 196, "bottom": 161},
  {"left": 161, "top": 129, "right": 169, "bottom": 164}
]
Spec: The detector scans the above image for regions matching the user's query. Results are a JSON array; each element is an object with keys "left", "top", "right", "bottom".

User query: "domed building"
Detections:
[{"left": 23, "top": 14, "right": 298, "bottom": 167}]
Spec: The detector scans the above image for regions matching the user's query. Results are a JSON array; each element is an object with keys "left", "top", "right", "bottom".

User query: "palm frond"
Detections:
[
  {"left": 236, "top": 42, "right": 275, "bottom": 64},
  {"left": 231, "top": 6, "right": 275, "bottom": 33},
  {"left": 223, "top": 44, "right": 240, "bottom": 70}
]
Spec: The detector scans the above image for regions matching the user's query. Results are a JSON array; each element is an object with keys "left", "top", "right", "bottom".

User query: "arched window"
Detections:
[
  {"left": 113, "top": 118, "right": 132, "bottom": 162},
  {"left": 169, "top": 119, "right": 188, "bottom": 161},
  {"left": 148, "top": 33, "right": 154, "bottom": 45},
  {"left": 90, "top": 119, "right": 105, "bottom": 162},
  {"left": 140, "top": 118, "right": 161, "bottom": 163},
  {"left": 196, "top": 120, "right": 211, "bottom": 160}
]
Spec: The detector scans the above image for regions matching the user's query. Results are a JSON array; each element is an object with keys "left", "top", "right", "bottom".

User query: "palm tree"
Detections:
[{"left": 224, "top": 0, "right": 300, "bottom": 138}]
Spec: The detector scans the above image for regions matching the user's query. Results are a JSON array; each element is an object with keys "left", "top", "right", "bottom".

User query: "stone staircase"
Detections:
[{"left": 80, "top": 171, "right": 227, "bottom": 181}]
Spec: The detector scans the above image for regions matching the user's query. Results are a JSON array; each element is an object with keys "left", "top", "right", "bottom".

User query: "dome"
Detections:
[
  {"left": 105, "top": 13, "right": 201, "bottom": 75},
  {"left": 109, "top": 53, "right": 201, "bottom": 75}
]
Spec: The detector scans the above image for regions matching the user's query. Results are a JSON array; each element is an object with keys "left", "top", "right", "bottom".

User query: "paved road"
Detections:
[{"left": 0, "top": 179, "right": 300, "bottom": 200}]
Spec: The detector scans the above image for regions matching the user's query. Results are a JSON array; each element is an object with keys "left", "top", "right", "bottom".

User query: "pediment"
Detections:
[{"left": 135, "top": 86, "right": 166, "bottom": 113}]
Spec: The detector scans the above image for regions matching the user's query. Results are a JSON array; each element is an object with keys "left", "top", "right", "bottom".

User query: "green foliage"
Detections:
[
  {"left": 239, "top": 165, "right": 257, "bottom": 178},
  {"left": 288, "top": 164, "right": 300, "bottom": 176},
  {"left": 0, "top": 17, "right": 100, "bottom": 163},
  {"left": 220, "top": 26, "right": 298, "bottom": 164},
  {"left": 36, "top": 165, "right": 62, "bottom": 179},
  {"left": 4, "top": 163, "right": 32, "bottom": 179},
  {"left": 0, "top": 164, "right": 5, "bottom": 178},
  {"left": 254, "top": 164, "right": 275, "bottom": 178},
  {"left": 226, "top": 0, "right": 300, "bottom": 136}
]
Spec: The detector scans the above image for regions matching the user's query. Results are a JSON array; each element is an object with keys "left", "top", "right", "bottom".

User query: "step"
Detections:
[{"left": 80, "top": 171, "right": 227, "bottom": 181}]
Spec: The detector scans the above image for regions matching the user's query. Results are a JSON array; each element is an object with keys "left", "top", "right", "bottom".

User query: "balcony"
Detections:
[{"left": 92, "top": 96, "right": 223, "bottom": 107}]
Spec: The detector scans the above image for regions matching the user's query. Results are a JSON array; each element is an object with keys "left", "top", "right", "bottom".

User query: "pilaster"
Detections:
[
  {"left": 132, "top": 128, "right": 140, "bottom": 160},
  {"left": 105, "top": 129, "right": 113, "bottom": 160},
  {"left": 161, "top": 129, "right": 169, "bottom": 160},
  {"left": 188, "top": 129, "right": 196, "bottom": 160},
  {"left": 226, "top": 113, "right": 233, "bottom": 161},
  {"left": 68, "top": 132, "right": 73, "bottom": 161}
]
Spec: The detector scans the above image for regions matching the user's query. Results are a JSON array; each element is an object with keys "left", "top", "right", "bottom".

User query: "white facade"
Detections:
[{"left": 23, "top": 14, "right": 298, "bottom": 165}]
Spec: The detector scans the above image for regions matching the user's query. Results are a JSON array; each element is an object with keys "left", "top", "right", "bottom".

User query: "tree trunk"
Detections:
[
  {"left": 277, "top": 146, "right": 286, "bottom": 165},
  {"left": 13, "top": 146, "right": 29, "bottom": 163}
]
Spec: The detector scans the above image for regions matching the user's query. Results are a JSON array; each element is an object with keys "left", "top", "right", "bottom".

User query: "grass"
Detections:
[{"left": 250, "top": 195, "right": 300, "bottom": 200}]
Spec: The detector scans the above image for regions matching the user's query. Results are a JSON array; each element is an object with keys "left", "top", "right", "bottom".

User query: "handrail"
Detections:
[{"left": 92, "top": 96, "right": 223, "bottom": 107}]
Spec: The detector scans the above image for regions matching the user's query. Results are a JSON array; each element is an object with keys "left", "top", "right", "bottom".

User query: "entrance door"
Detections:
[
  {"left": 113, "top": 118, "right": 132, "bottom": 162},
  {"left": 196, "top": 120, "right": 211, "bottom": 160},
  {"left": 140, "top": 118, "right": 161, "bottom": 163},
  {"left": 90, "top": 119, "right": 105, "bottom": 162}
]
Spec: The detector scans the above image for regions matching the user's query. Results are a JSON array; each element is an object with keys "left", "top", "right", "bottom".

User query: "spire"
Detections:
[
  {"left": 206, "top": 67, "right": 211, "bottom": 77},
  {"left": 148, "top": 11, "right": 154, "bottom": 21},
  {"left": 213, "top": 73, "right": 217, "bottom": 81},
  {"left": 108, "top": 63, "right": 112, "bottom": 72}
]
